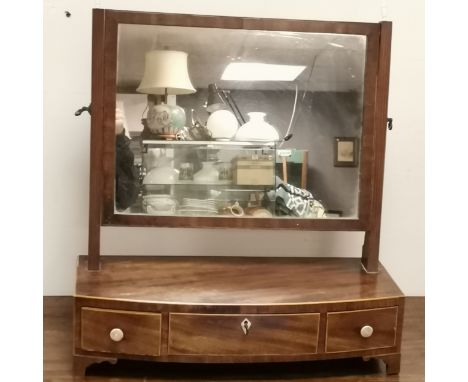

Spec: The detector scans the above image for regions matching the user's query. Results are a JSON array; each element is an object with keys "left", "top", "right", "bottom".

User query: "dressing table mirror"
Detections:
[{"left": 74, "top": 9, "right": 403, "bottom": 376}]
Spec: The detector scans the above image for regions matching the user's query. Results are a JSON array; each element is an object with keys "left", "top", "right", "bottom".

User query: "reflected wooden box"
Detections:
[{"left": 232, "top": 158, "right": 275, "bottom": 186}]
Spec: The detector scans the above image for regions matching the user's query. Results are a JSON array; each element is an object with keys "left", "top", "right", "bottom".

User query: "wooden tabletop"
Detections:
[{"left": 75, "top": 256, "right": 403, "bottom": 305}]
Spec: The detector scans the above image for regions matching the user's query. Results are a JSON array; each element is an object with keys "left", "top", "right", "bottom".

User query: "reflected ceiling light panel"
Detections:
[
  {"left": 221, "top": 63, "right": 306, "bottom": 81},
  {"left": 328, "top": 42, "right": 344, "bottom": 48}
]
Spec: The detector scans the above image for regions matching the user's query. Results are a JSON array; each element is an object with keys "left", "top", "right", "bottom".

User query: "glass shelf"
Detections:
[{"left": 142, "top": 139, "right": 276, "bottom": 148}]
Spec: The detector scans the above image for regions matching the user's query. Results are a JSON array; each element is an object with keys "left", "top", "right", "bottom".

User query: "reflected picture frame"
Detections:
[{"left": 334, "top": 137, "right": 359, "bottom": 167}]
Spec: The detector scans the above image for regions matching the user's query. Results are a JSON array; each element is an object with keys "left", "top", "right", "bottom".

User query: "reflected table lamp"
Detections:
[
  {"left": 206, "top": 83, "right": 245, "bottom": 124},
  {"left": 137, "top": 50, "right": 196, "bottom": 139}
]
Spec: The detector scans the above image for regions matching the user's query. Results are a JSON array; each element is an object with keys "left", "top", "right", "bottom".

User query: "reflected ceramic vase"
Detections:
[
  {"left": 193, "top": 161, "right": 219, "bottom": 184},
  {"left": 147, "top": 102, "right": 186, "bottom": 135},
  {"left": 235, "top": 112, "right": 280, "bottom": 141}
]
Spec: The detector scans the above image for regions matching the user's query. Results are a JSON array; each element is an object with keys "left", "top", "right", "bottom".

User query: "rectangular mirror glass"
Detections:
[{"left": 114, "top": 24, "right": 366, "bottom": 219}]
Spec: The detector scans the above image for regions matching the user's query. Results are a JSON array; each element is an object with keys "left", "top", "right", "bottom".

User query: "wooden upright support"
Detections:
[
  {"left": 87, "top": 9, "right": 106, "bottom": 271},
  {"left": 361, "top": 22, "right": 393, "bottom": 273}
]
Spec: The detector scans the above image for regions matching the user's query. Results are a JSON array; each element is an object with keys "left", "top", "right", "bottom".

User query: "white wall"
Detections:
[{"left": 44, "top": 0, "right": 424, "bottom": 295}]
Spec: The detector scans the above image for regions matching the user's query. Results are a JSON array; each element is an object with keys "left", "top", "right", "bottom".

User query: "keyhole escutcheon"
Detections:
[{"left": 241, "top": 318, "right": 251, "bottom": 335}]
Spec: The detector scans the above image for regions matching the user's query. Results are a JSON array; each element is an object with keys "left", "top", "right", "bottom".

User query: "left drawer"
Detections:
[{"left": 80, "top": 307, "right": 161, "bottom": 356}]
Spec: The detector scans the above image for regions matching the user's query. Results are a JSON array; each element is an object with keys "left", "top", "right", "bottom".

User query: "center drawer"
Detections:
[{"left": 168, "top": 313, "right": 320, "bottom": 355}]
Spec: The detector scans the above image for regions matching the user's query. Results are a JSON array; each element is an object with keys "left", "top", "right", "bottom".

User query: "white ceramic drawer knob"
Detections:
[
  {"left": 360, "top": 325, "right": 374, "bottom": 338},
  {"left": 109, "top": 328, "right": 124, "bottom": 342}
]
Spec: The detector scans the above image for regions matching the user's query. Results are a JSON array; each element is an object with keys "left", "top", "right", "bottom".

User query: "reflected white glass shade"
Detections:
[
  {"left": 207, "top": 110, "right": 238, "bottom": 140},
  {"left": 143, "top": 151, "right": 178, "bottom": 184},
  {"left": 235, "top": 112, "right": 280, "bottom": 141},
  {"left": 137, "top": 50, "right": 196, "bottom": 95},
  {"left": 143, "top": 165, "right": 178, "bottom": 185},
  {"left": 193, "top": 162, "right": 219, "bottom": 184},
  {"left": 222, "top": 63, "right": 306, "bottom": 81}
]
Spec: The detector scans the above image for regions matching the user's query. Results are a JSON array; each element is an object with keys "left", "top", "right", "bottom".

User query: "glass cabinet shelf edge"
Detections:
[{"left": 142, "top": 140, "right": 276, "bottom": 148}]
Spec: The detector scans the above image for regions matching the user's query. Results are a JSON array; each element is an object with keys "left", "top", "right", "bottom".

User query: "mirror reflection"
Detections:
[{"left": 114, "top": 24, "right": 366, "bottom": 219}]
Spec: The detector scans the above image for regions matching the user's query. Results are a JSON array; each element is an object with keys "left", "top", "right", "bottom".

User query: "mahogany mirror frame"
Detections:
[{"left": 88, "top": 9, "right": 392, "bottom": 272}]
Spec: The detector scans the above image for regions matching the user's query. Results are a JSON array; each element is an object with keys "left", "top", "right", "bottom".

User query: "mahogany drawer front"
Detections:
[
  {"left": 326, "top": 307, "right": 398, "bottom": 353},
  {"left": 168, "top": 313, "right": 320, "bottom": 355},
  {"left": 80, "top": 307, "right": 161, "bottom": 356}
]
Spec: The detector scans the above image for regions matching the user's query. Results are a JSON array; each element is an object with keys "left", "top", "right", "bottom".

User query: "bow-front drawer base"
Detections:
[{"left": 74, "top": 256, "right": 404, "bottom": 375}]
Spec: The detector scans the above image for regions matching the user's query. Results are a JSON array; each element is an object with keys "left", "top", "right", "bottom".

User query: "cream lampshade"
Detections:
[
  {"left": 136, "top": 50, "right": 196, "bottom": 95},
  {"left": 136, "top": 50, "right": 196, "bottom": 138}
]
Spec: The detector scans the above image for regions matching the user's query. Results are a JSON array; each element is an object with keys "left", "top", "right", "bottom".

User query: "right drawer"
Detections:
[{"left": 326, "top": 307, "right": 398, "bottom": 353}]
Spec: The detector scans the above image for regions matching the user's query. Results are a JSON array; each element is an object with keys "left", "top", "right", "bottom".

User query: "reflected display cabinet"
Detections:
[{"left": 74, "top": 9, "right": 404, "bottom": 376}]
